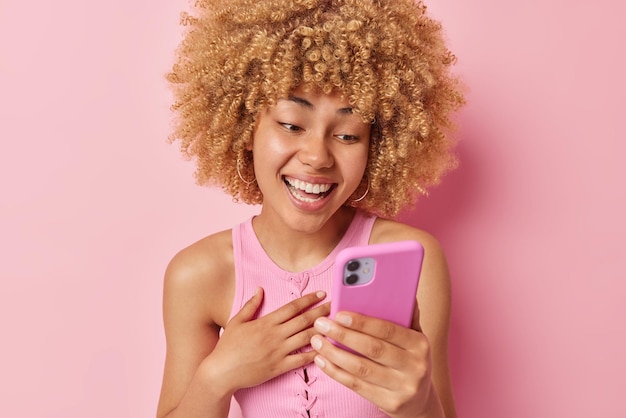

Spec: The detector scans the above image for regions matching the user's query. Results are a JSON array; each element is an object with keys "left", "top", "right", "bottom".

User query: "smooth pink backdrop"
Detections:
[{"left": 1, "top": 1, "right": 624, "bottom": 417}]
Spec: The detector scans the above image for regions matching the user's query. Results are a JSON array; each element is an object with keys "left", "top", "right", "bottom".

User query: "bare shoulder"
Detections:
[
  {"left": 164, "top": 229, "right": 235, "bottom": 328},
  {"left": 370, "top": 217, "right": 447, "bottom": 268}
]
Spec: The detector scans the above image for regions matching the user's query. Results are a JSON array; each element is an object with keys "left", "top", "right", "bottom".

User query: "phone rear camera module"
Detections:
[
  {"left": 346, "top": 274, "right": 359, "bottom": 285},
  {"left": 343, "top": 256, "right": 375, "bottom": 286},
  {"left": 347, "top": 260, "right": 360, "bottom": 272}
]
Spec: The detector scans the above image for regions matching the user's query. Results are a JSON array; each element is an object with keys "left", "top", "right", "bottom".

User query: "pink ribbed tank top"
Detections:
[{"left": 229, "top": 210, "right": 389, "bottom": 418}]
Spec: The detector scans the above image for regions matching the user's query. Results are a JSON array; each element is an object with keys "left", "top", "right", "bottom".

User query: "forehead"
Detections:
[{"left": 270, "top": 84, "right": 371, "bottom": 123}]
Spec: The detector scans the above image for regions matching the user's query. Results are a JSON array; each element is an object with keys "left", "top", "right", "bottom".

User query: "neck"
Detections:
[{"left": 252, "top": 206, "right": 356, "bottom": 272}]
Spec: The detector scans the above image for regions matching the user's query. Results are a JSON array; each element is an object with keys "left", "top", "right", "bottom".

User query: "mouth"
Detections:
[{"left": 283, "top": 176, "right": 336, "bottom": 203}]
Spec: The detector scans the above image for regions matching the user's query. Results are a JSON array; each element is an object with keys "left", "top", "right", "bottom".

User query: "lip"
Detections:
[{"left": 282, "top": 175, "right": 337, "bottom": 210}]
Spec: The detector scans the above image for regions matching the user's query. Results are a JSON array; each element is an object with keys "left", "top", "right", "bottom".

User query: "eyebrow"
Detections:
[{"left": 287, "top": 95, "right": 354, "bottom": 115}]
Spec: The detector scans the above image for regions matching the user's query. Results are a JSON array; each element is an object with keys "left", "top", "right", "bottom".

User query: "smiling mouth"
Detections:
[{"left": 284, "top": 176, "right": 336, "bottom": 203}]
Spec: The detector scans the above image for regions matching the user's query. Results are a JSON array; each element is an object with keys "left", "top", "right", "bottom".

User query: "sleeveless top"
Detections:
[{"left": 229, "top": 210, "right": 389, "bottom": 418}]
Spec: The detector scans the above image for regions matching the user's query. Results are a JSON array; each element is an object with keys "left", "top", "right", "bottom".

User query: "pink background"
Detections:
[{"left": 1, "top": 1, "right": 624, "bottom": 417}]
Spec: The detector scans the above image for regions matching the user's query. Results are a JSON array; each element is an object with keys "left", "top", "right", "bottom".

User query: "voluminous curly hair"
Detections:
[{"left": 168, "top": 0, "right": 464, "bottom": 218}]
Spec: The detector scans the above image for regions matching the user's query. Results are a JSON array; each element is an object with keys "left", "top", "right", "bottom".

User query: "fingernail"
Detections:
[
  {"left": 314, "top": 318, "right": 331, "bottom": 333},
  {"left": 311, "top": 336, "right": 322, "bottom": 350},
  {"left": 335, "top": 313, "right": 352, "bottom": 327},
  {"left": 314, "top": 355, "right": 326, "bottom": 369},
  {"left": 316, "top": 291, "right": 326, "bottom": 299}
]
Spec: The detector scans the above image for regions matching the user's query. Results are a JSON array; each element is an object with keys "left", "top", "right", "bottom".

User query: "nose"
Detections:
[{"left": 297, "top": 133, "right": 334, "bottom": 169}]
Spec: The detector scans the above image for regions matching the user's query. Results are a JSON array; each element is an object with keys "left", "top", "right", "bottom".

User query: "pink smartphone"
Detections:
[{"left": 330, "top": 240, "right": 424, "bottom": 330}]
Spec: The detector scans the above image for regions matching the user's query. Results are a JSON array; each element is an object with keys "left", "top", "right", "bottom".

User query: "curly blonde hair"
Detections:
[{"left": 168, "top": 0, "right": 464, "bottom": 218}]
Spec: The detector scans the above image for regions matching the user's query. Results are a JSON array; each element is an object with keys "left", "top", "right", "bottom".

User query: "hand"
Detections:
[
  {"left": 310, "top": 311, "right": 437, "bottom": 418},
  {"left": 205, "top": 288, "right": 330, "bottom": 396}
]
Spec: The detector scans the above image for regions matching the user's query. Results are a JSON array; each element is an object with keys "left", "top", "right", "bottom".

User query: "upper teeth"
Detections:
[{"left": 285, "top": 177, "right": 332, "bottom": 194}]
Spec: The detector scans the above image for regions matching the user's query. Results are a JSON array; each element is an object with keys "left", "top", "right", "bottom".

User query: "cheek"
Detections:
[
  {"left": 340, "top": 146, "right": 369, "bottom": 182},
  {"left": 253, "top": 128, "right": 293, "bottom": 157},
  {"left": 356, "top": 142, "right": 371, "bottom": 172},
  {"left": 265, "top": 138, "right": 293, "bottom": 156},
  {"left": 251, "top": 136, "right": 293, "bottom": 182}
]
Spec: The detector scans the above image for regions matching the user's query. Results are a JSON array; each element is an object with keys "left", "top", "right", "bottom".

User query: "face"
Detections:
[{"left": 251, "top": 86, "right": 371, "bottom": 234}]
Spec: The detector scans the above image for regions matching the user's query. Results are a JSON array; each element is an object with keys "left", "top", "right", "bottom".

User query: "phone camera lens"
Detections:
[
  {"left": 346, "top": 274, "right": 359, "bottom": 285},
  {"left": 347, "top": 260, "right": 360, "bottom": 272}
]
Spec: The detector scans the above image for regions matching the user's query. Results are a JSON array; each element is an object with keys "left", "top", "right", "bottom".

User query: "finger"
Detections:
[
  {"left": 314, "top": 317, "right": 408, "bottom": 369},
  {"left": 279, "top": 350, "right": 318, "bottom": 374},
  {"left": 258, "top": 350, "right": 318, "bottom": 381},
  {"left": 227, "top": 287, "right": 264, "bottom": 326},
  {"left": 315, "top": 315, "right": 430, "bottom": 369},
  {"left": 266, "top": 291, "right": 327, "bottom": 324},
  {"left": 282, "top": 301, "right": 331, "bottom": 337},
  {"left": 311, "top": 334, "right": 394, "bottom": 380},
  {"left": 284, "top": 321, "right": 328, "bottom": 353},
  {"left": 313, "top": 352, "right": 404, "bottom": 415},
  {"left": 311, "top": 346, "right": 397, "bottom": 403},
  {"left": 312, "top": 336, "right": 430, "bottom": 413},
  {"left": 331, "top": 311, "right": 420, "bottom": 350}
]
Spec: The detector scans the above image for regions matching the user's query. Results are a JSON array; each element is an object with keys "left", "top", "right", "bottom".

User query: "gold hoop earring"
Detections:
[
  {"left": 351, "top": 180, "right": 369, "bottom": 203},
  {"left": 236, "top": 157, "right": 256, "bottom": 185}
]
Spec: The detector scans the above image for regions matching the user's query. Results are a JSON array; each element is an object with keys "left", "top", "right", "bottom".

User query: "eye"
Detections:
[
  {"left": 279, "top": 122, "right": 303, "bottom": 132},
  {"left": 336, "top": 134, "right": 360, "bottom": 142}
]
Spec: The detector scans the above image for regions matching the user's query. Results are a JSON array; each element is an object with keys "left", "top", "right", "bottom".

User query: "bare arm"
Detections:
[
  {"left": 413, "top": 230, "right": 457, "bottom": 418},
  {"left": 156, "top": 236, "right": 233, "bottom": 418}
]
